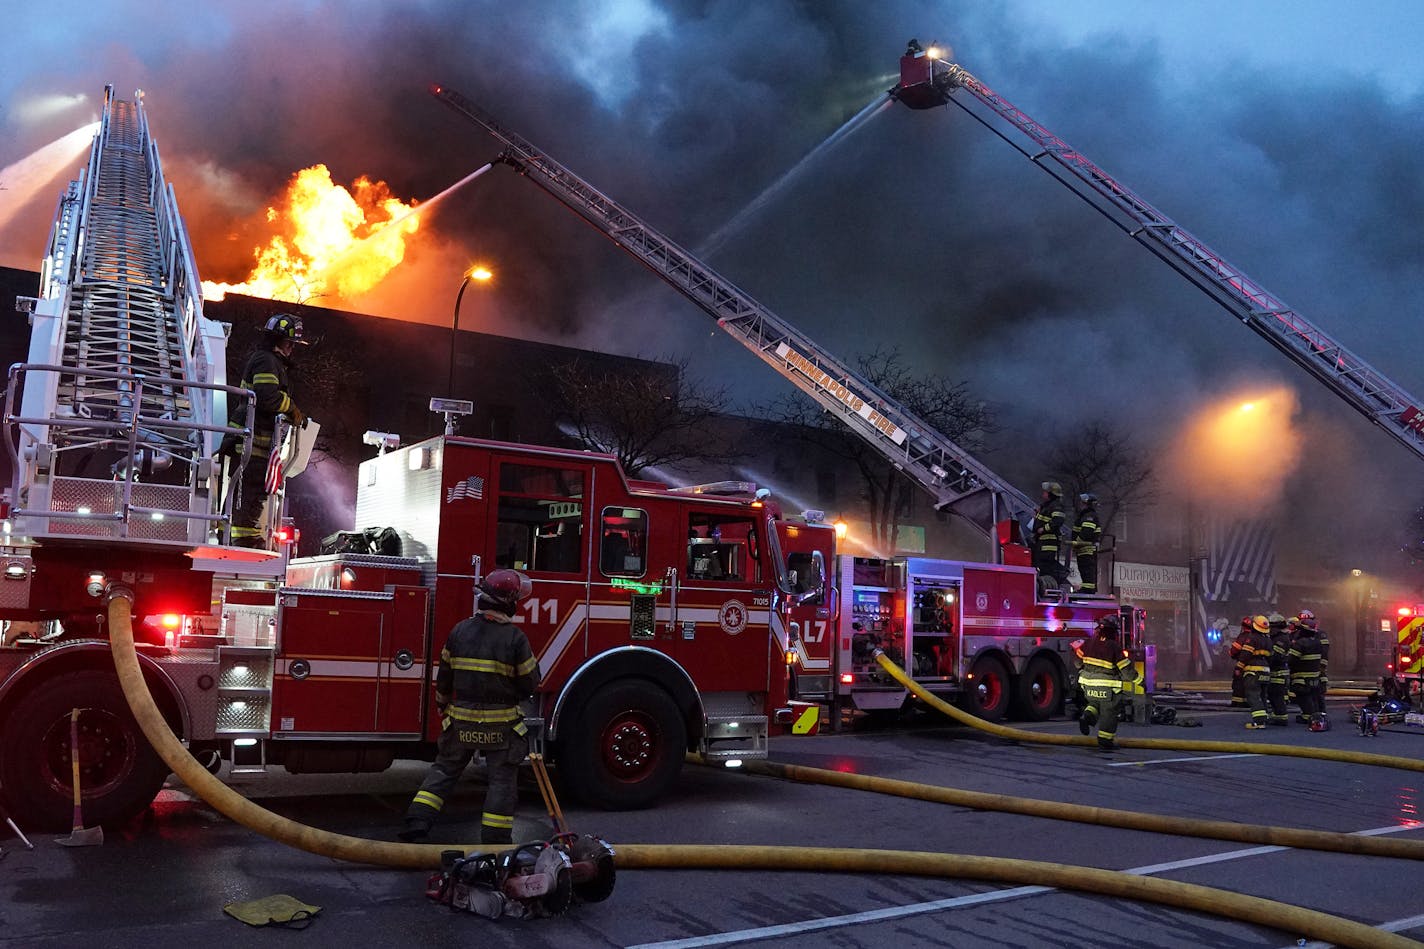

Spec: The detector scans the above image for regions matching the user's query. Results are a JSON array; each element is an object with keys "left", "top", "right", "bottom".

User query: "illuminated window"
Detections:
[
  {"left": 600, "top": 507, "right": 648, "bottom": 578},
  {"left": 496, "top": 463, "right": 584, "bottom": 574}
]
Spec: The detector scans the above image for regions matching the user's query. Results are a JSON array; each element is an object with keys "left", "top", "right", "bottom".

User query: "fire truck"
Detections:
[
  {"left": 0, "top": 87, "right": 823, "bottom": 830},
  {"left": 431, "top": 89, "right": 1135, "bottom": 724}
]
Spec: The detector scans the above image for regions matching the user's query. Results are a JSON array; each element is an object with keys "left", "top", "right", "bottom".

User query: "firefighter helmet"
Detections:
[
  {"left": 1252, "top": 615, "right": 1270, "bottom": 634},
  {"left": 1240, "top": 615, "right": 1253, "bottom": 629},
  {"left": 1078, "top": 493, "right": 1097, "bottom": 505},
  {"left": 263, "top": 312, "right": 310, "bottom": 346},
  {"left": 478, "top": 568, "right": 533, "bottom": 611},
  {"left": 1042, "top": 481, "right": 1062, "bottom": 498},
  {"left": 1297, "top": 608, "right": 1317, "bottom": 629},
  {"left": 1267, "top": 612, "right": 1286, "bottom": 627},
  {"left": 1096, "top": 614, "right": 1120, "bottom": 639}
]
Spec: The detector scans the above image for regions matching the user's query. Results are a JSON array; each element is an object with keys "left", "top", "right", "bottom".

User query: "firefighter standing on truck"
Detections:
[
  {"left": 220, "top": 313, "right": 307, "bottom": 548},
  {"left": 1074, "top": 615, "right": 1138, "bottom": 750},
  {"left": 1071, "top": 493, "right": 1101, "bottom": 594},
  {"left": 1032, "top": 482, "right": 1067, "bottom": 589},
  {"left": 1241, "top": 614, "right": 1273, "bottom": 729},
  {"left": 400, "top": 569, "right": 540, "bottom": 844}
]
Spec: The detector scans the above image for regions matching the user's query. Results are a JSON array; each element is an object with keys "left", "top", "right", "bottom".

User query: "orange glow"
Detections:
[
  {"left": 833, "top": 520, "right": 848, "bottom": 540},
  {"left": 161, "top": 613, "right": 181, "bottom": 629},
  {"left": 1164, "top": 386, "right": 1302, "bottom": 515},
  {"left": 467, "top": 265, "right": 493, "bottom": 282},
  {"left": 202, "top": 165, "right": 420, "bottom": 304}
]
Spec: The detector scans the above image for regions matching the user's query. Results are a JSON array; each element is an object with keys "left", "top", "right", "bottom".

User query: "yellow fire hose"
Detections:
[
  {"left": 876, "top": 650, "right": 1424, "bottom": 772},
  {"left": 104, "top": 593, "right": 1420, "bottom": 947}
]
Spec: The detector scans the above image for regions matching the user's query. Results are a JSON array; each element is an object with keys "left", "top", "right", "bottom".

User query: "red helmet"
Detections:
[
  {"left": 1297, "top": 609, "right": 1317, "bottom": 629},
  {"left": 478, "top": 569, "right": 532, "bottom": 609}
]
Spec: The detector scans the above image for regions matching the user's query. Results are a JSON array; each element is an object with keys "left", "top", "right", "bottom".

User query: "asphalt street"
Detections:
[{"left": 2, "top": 694, "right": 1422, "bottom": 949}]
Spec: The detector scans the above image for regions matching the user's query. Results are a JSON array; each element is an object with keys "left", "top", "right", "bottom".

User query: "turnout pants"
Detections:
[
  {"left": 1076, "top": 553, "right": 1098, "bottom": 593},
  {"left": 1266, "top": 677, "right": 1290, "bottom": 724},
  {"left": 1292, "top": 676, "right": 1321, "bottom": 717},
  {"left": 405, "top": 725, "right": 529, "bottom": 844},
  {"left": 1243, "top": 672, "right": 1267, "bottom": 725},
  {"left": 1082, "top": 682, "right": 1121, "bottom": 747}
]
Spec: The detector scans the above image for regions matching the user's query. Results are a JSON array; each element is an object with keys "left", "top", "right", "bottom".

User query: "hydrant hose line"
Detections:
[
  {"left": 106, "top": 597, "right": 1422, "bottom": 946},
  {"left": 875, "top": 650, "right": 1424, "bottom": 772},
  {"left": 615, "top": 845, "right": 1421, "bottom": 949}
]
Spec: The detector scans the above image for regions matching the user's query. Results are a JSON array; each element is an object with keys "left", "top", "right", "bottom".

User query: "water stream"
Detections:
[
  {"left": 0, "top": 122, "right": 102, "bottom": 233},
  {"left": 697, "top": 96, "right": 893, "bottom": 256}
]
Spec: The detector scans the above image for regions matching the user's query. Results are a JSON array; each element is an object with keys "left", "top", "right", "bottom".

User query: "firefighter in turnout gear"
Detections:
[
  {"left": 1241, "top": 615, "right": 1273, "bottom": 728},
  {"left": 1265, "top": 612, "right": 1292, "bottom": 726},
  {"left": 1074, "top": 615, "right": 1138, "bottom": 750},
  {"left": 401, "top": 569, "right": 540, "bottom": 844},
  {"left": 1032, "top": 482, "right": 1067, "bottom": 589},
  {"left": 220, "top": 313, "right": 308, "bottom": 547},
  {"left": 1288, "top": 616, "right": 1323, "bottom": 723},
  {"left": 1299, "top": 609, "right": 1329, "bottom": 715},
  {"left": 1228, "top": 616, "right": 1253, "bottom": 708},
  {"left": 1071, "top": 493, "right": 1101, "bottom": 594}
]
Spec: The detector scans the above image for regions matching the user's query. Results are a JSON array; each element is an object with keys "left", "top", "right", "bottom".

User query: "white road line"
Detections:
[
  {"left": 1108, "top": 753, "right": 1263, "bottom": 767},
  {"left": 1288, "top": 911, "right": 1424, "bottom": 948},
  {"left": 626, "top": 823, "right": 1423, "bottom": 949}
]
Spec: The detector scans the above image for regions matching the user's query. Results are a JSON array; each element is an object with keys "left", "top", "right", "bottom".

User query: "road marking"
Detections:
[
  {"left": 1108, "top": 752, "right": 1263, "bottom": 767},
  {"left": 626, "top": 823, "right": 1423, "bottom": 949},
  {"left": 1287, "top": 911, "right": 1424, "bottom": 948}
]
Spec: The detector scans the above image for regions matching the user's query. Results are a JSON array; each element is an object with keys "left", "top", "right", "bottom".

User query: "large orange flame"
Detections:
[{"left": 202, "top": 164, "right": 420, "bottom": 304}]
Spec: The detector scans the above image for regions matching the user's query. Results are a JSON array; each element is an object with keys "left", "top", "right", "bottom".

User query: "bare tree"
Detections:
[
  {"left": 1044, "top": 421, "right": 1158, "bottom": 531},
  {"left": 547, "top": 355, "right": 738, "bottom": 477},
  {"left": 760, "top": 348, "right": 995, "bottom": 551}
]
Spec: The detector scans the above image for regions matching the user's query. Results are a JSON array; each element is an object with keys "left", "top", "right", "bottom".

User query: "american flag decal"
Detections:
[
  {"left": 446, "top": 475, "right": 485, "bottom": 503},
  {"left": 264, "top": 445, "right": 284, "bottom": 495}
]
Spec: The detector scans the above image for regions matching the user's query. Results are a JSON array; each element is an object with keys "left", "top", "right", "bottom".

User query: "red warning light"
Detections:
[{"left": 1399, "top": 607, "right": 1415, "bottom": 617}]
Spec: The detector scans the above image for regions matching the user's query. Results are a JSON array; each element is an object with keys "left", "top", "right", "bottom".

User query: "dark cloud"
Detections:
[{"left": 1, "top": 0, "right": 1421, "bottom": 580}]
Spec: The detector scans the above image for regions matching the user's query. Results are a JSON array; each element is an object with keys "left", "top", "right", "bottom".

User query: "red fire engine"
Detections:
[
  {"left": 0, "top": 88, "right": 830, "bottom": 830},
  {"left": 432, "top": 87, "right": 1137, "bottom": 724}
]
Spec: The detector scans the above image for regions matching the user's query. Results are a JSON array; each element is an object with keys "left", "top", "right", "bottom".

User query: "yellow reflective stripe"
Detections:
[
  {"left": 413, "top": 790, "right": 444, "bottom": 810},
  {"left": 1081, "top": 657, "right": 1115, "bottom": 669},
  {"left": 251, "top": 372, "right": 282, "bottom": 385},
  {"left": 481, "top": 813, "right": 514, "bottom": 829},
  {"left": 512, "top": 720, "right": 528, "bottom": 736},
  {"left": 278, "top": 394, "right": 292, "bottom": 414},
  {"left": 515, "top": 655, "right": 538, "bottom": 676},
  {"left": 230, "top": 527, "right": 262, "bottom": 538},
  {"left": 448, "top": 657, "right": 518, "bottom": 676},
  {"left": 444, "top": 705, "right": 520, "bottom": 723}
]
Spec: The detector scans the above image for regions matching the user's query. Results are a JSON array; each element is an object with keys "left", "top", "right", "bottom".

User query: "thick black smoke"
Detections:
[{"left": 1, "top": 1, "right": 1421, "bottom": 582}]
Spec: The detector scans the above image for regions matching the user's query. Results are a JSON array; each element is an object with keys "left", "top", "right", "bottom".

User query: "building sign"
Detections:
[{"left": 1114, "top": 561, "right": 1189, "bottom": 601}]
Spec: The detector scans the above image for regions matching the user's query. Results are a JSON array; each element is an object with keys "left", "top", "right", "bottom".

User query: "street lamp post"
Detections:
[{"left": 448, "top": 265, "right": 493, "bottom": 398}]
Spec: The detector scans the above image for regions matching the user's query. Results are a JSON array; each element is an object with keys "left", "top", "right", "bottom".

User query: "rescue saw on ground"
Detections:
[{"left": 425, "top": 833, "right": 616, "bottom": 918}]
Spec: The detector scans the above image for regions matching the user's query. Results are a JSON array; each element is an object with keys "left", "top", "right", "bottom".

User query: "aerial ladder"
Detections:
[
  {"left": 4, "top": 87, "right": 268, "bottom": 624},
  {"left": 891, "top": 43, "right": 1424, "bottom": 461},
  {"left": 431, "top": 84, "right": 1036, "bottom": 555}
]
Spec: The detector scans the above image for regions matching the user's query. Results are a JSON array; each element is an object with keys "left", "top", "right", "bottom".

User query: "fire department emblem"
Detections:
[
  {"left": 718, "top": 599, "right": 748, "bottom": 636},
  {"left": 975, "top": 592, "right": 988, "bottom": 611}
]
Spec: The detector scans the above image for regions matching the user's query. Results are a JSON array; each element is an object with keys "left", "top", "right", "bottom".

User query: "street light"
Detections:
[{"left": 448, "top": 264, "right": 493, "bottom": 397}]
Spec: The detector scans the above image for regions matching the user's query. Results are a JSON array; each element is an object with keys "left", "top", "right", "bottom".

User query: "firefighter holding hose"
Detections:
[{"left": 401, "top": 569, "right": 540, "bottom": 844}]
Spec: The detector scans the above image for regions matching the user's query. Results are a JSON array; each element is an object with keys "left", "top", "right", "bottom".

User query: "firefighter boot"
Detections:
[
  {"left": 1096, "top": 737, "right": 1116, "bottom": 751},
  {"left": 398, "top": 817, "right": 432, "bottom": 842},
  {"left": 1078, "top": 707, "right": 1097, "bottom": 737}
]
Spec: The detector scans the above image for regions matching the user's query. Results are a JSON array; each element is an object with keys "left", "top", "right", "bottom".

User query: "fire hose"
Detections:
[
  {"left": 875, "top": 649, "right": 1424, "bottom": 771},
  {"left": 104, "top": 591, "right": 1420, "bottom": 947}
]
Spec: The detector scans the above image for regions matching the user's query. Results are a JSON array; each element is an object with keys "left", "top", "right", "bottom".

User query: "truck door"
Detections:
[{"left": 676, "top": 509, "right": 773, "bottom": 693}]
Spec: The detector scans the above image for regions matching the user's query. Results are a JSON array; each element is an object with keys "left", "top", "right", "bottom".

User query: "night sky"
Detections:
[{"left": 2, "top": 0, "right": 1422, "bottom": 582}]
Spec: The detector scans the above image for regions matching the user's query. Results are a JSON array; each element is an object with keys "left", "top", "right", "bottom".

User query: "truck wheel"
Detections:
[
  {"left": 0, "top": 670, "right": 171, "bottom": 831},
  {"left": 964, "top": 655, "right": 1011, "bottom": 722},
  {"left": 559, "top": 681, "right": 685, "bottom": 810},
  {"left": 1014, "top": 656, "right": 1062, "bottom": 722}
]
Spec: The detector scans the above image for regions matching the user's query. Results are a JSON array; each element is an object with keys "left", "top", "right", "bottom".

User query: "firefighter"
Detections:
[
  {"left": 400, "top": 569, "right": 540, "bottom": 844},
  {"left": 1071, "top": 493, "right": 1101, "bottom": 594},
  {"left": 1031, "top": 482, "right": 1067, "bottom": 590},
  {"left": 1288, "top": 614, "right": 1323, "bottom": 723},
  {"left": 1265, "top": 612, "right": 1292, "bottom": 726},
  {"left": 1299, "top": 609, "right": 1329, "bottom": 715},
  {"left": 1228, "top": 616, "right": 1253, "bottom": 708},
  {"left": 220, "top": 313, "right": 308, "bottom": 548},
  {"left": 1241, "top": 614, "right": 1273, "bottom": 729},
  {"left": 1074, "top": 615, "right": 1138, "bottom": 750}
]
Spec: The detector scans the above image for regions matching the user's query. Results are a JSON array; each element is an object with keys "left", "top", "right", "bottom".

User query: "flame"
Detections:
[{"left": 202, "top": 164, "right": 420, "bottom": 304}]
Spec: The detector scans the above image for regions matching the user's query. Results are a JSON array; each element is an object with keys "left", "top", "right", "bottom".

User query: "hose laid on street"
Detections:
[
  {"left": 104, "top": 593, "right": 1421, "bottom": 946},
  {"left": 741, "top": 759, "right": 1424, "bottom": 860},
  {"left": 875, "top": 651, "right": 1424, "bottom": 772},
  {"left": 615, "top": 844, "right": 1419, "bottom": 949}
]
